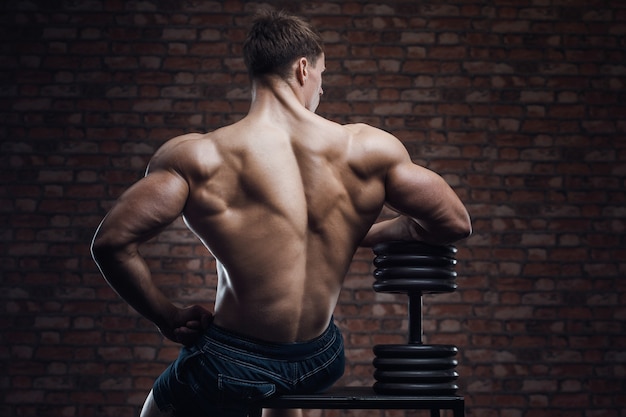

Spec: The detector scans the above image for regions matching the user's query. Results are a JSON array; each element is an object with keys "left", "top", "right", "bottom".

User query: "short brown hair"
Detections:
[{"left": 243, "top": 9, "right": 324, "bottom": 80}]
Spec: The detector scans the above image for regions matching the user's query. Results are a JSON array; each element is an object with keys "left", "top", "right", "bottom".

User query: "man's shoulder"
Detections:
[
  {"left": 342, "top": 123, "right": 406, "bottom": 155},
  {"left": 340, "top": 123, "right": 411, "bottom": 178},
  {"left": 343, "top": 122, "right": 377, "bottom": 136},
  {"left": 160, "top": 132, "right": 211, "bottom": 151},
  {"left": 148, "top": 132, "right": 220, "bottom": 174}
]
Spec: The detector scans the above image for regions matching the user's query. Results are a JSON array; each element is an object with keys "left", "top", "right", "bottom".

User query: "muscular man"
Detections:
[{"left": 91, "top": 9, "right": 471, "bottom": 417}]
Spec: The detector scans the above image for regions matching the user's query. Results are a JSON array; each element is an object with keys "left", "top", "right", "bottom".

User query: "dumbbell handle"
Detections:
[{"left": 408, "top": 292, "right": 423, "bottom": 344}]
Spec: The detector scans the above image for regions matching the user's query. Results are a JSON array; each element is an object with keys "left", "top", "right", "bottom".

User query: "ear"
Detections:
[{"left": 295, "top": 57, "right": 308, "bottom": 86}]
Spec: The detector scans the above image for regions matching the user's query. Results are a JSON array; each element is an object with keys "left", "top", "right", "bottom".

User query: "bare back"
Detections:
[{"left": 164, "top": 114, "right": 394, "bottom": 342}]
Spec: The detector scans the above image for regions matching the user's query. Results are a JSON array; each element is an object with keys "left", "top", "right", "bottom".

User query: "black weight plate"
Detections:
[
  {"left": 374, "top": 369, "right": 459, "bottom": 383},
  {"left": 374, "top": 267, "right": 457, "bottom": 280},
  {"left": 373, "top": 357, "right": 458, "bottom": 370},
  {"left": 373, "top": 241, "right": 457, "bottom": 257},
  {"left": 374, "top": 254, "right": 456, "bottom": 268},
  {"left": 373, "top": 278, "right": 457, "bottom": 294},
  {"left": 373, "top": 344, "right": 458, "bottom": 358},
  {"left": 373, "top": 381, "right": 458, "bottom": 395}
]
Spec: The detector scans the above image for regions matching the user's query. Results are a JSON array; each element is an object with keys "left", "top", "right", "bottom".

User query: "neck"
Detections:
[{"left": 248, "top": 77, "right": 311, "bottom": 122}]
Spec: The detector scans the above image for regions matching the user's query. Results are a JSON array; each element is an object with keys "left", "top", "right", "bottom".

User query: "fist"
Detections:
[{"left": 159, "top": 304, "right": 213, "bottom": 346}]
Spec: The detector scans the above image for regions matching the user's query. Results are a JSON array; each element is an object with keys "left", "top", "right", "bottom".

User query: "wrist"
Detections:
[{"left": 150, "top": 300, "right": 179, "bottom": 330}]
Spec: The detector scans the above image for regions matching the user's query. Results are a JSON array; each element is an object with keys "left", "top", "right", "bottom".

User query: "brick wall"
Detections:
[{"left": 1, "top": 1, "right": 625, "bottom": 416}]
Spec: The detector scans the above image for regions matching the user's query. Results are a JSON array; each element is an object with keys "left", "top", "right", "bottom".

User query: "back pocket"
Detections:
[{"left": 218, "top": 374, "right": 276, "bottom": 402}]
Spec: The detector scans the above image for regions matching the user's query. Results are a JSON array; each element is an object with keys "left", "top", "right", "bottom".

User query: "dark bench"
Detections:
[{"left": 250, "top": 386, "right": 464, "bottom": 417}]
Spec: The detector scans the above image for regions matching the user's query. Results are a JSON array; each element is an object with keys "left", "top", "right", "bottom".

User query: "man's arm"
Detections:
[
  {"left": 91, "top": 161, "right": 211, "bottom": 345},
  {"left": 360, "top": 132, "right": 472, "bottom": 247}
]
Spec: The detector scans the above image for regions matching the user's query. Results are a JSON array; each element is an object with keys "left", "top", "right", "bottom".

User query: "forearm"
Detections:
[
  {"left": 360, "top": 214, "right": 470, "bottom": 247},
  {"left": 360, "top": 216, "right": 417, "bottom": 247},
  {"left": 92, "top": 245, "right": 177, "bottom": 329}
]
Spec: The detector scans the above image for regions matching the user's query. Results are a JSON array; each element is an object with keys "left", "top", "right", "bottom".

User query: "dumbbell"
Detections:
[{"left": 371, "top": 241, "right": 460, "bottom": 395}]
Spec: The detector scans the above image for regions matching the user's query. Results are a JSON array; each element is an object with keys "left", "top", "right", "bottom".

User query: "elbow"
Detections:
[
  {"left": 450, "top": 213, "right": 472, "bottom": 242},
  {"left": 432, "top": 213, "right": 471, "bottom": 245},
  {"left": 90, "top": 225, "right": 125, "bottom": 265},
  {"left": 457, "top": 221, "right": 473, "bottom": 241},
  {"left": 90, "top": 231, "right": 112, "bottom": 265}
]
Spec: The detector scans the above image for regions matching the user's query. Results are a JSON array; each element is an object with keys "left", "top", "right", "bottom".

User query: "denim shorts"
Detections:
[{"left": 152, "top": 321, "right": 345, "bottom": 417}]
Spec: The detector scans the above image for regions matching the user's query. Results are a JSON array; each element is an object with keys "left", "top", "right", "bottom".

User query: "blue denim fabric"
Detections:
[{"left": 153, "top": 321, "right": 345, "bottom": 417}]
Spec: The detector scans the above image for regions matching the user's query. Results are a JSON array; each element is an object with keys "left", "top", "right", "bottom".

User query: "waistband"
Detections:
[{"left": 199, "top": 320, "right": 340, "bottom": 361}]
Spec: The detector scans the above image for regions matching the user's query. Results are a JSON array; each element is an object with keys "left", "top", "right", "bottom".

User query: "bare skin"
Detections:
[{"left": 92, "top": 54, "right": 471, "bottom": 417}]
